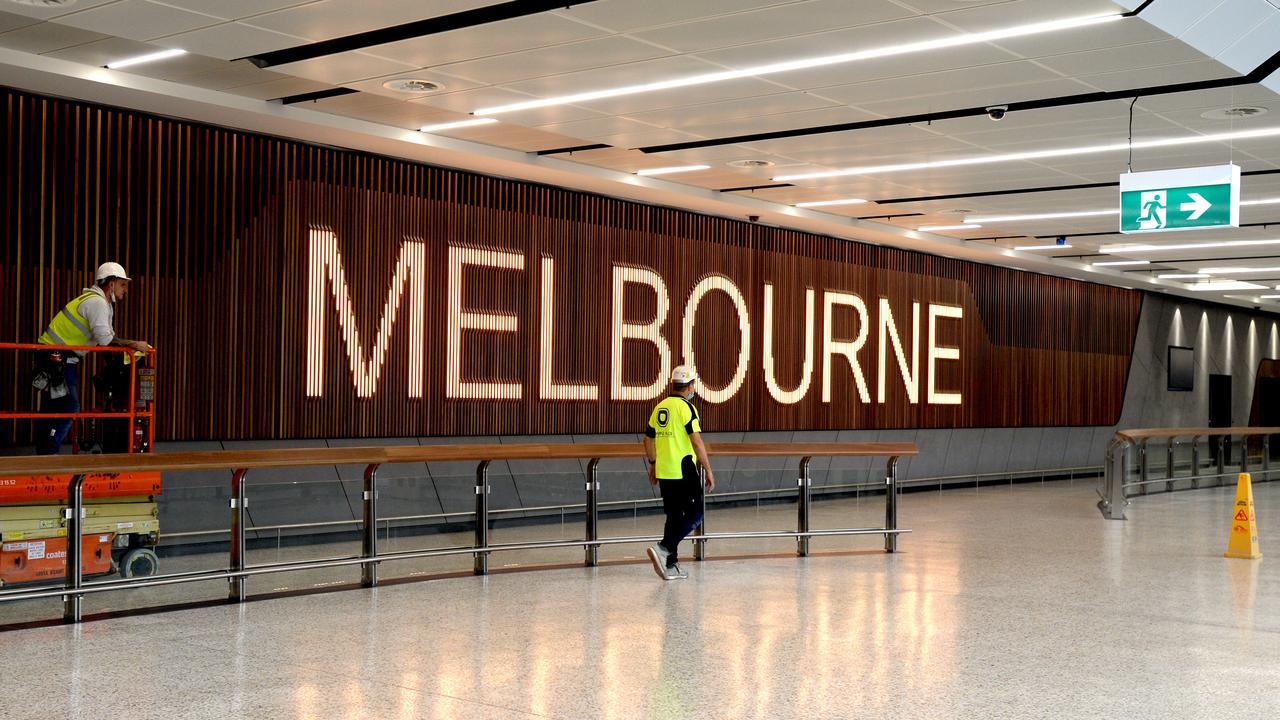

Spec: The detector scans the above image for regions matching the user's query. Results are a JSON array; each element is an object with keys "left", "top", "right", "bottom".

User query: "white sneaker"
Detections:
[
  {"left": 669, "top": 564, "right": 689, "bottom": 580},
  {"left": 646, "top": 544, "right": 670, "bottom": 580}
]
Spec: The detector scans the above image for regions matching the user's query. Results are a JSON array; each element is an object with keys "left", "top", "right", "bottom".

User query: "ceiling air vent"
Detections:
[
  {"left": 9, "top": 0, "right": 77, "bottom": 6},
  {"left": 1200, "top": 106, "right": 1268, "bottom": 120},
  {"left": 727, "top": 159, "right": 775, "bottom": 168},
  {"left": 381, "top": 79, "right": 443, "bottom": 94}
]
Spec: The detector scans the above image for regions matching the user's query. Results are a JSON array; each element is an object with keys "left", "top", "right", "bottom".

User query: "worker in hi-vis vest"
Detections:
[
  {"left": 643, "top": 365, "right": 716, "bottom": 581},
  {"left": 36, "top": 262, "right": 151, "bottom": 455}
]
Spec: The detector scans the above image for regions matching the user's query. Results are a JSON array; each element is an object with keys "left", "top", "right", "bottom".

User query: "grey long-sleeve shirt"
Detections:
[{"left": 75, "top": 285, "right": 116, "bottom": 353}]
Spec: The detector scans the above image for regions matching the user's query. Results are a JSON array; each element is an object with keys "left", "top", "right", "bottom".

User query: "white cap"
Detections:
[
  {"left": 95, "top": 262, "right": 131, "bottom": 283},
  {"left": 671, "top": 365, "right": 698, "bottom": 385}
]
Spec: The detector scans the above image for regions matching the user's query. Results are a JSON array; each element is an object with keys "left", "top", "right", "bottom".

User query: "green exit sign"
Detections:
[{"left": 1120, "top": 164, "right": 1240, "bottom": 234}]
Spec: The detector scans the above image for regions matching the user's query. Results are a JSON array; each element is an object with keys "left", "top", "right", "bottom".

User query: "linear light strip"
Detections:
[
  {"left": 1092, "top": 260, "right": 1150, "bottom": 267},
  {"left": 795, "top": 198, "right": 866, "bottom": 207},
  {"left": 1197, "top": 266, "right": 1280, "bottom": 275},
  {"left": 420, "top": 118, "right": 497, "bottom": 133},
  {"left": 475, "top": 13, "right": 1122, "bottom": 116},
  {"left": 918, "top": 223, "right": 981, "bottom": 231},
  {"left": 967, "top": 197, "right": 1279, "bottom": 224},
  {"left": 635, "top": 164, "right": 710, "bottom": 176},
  {"left": 1014, "top": 244, "right": 1073, "bottom": 251},
  {"left": 105, "top": 48, "right": 186, "bottom": 69},
  {"left": 775, "top": 127, "right": 1280, "bottom": 181},
  {"left": 1188, "top": 281, "right": 1268, "bottom": 291},
  {"left": 1101, "top": 238, "right": 1280, "bottom": 254},
  {"left": 1158, "top": 273, "right": 1209, "bottom": 279}
]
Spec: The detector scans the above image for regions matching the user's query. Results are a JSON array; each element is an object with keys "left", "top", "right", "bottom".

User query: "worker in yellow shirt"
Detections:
[{"left": 643, "top": 366, "right": 716, "bottom": 581}]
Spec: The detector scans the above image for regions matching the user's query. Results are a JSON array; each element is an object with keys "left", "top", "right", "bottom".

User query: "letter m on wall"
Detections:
[{"left": 306, "top": 227, "right": 426, "bottom": 398}]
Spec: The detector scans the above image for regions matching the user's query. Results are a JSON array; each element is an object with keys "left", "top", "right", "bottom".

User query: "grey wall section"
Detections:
[{"left": 152, "top": 294, "right": 1280, "bottom": 539}]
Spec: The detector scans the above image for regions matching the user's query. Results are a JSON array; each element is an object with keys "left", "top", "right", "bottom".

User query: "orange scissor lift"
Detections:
[{"left": 1, "top": 343, "right": 162, "bottom": 587}]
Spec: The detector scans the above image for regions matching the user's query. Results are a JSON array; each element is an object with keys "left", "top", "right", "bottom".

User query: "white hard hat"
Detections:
[
  {"left": 671, "top": 365, "right": 698, "bottom": 384},
  {"left": 95, "top": 262, "right": 131, "bottom": 283}
]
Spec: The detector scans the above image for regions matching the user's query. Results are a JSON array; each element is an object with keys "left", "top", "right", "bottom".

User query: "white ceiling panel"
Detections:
[
  {"left": 1076, "top": 59, "right": 1235, "bottom": 93},
  {"left": 629, "top": 0, "right": 916, "bottom": 54},
  {"left": 815, "top": 59, "right": 1061, "bottom": 106},
  {"left": 1035, "top": 39, "right": 1225, "bottom": 78},
  {"left": 991, "top": 16, "right": 1170, "bottom": 59},
  {"left": 0, "top": 21, "right": 109, "bottom": 54},
  {"left": 314, "top": 98, "right": 459, "bottom": 130},
  {"left": 222, "top": 76, "right": 334, "bottom": 100},
  {"left": 621, "top": 91, "right": 838, "bottom": 130},
  {"left": 926, "top": 0, "right": 1125, "bottom": 32},
  {"left": 158, "top": 2, "right": 317, "bottom": 22},
  {"left": 54, "top": 0, "right": 221, "bottom": 42},
  {"left": 361, "top": 14, "right": 605, "bottom": 69},
  {"left": 158, "top": 22, "right": 306, "bottom": 60},
  {"left": 273, "top": 51, "right": 418, "bottom": 85},
  {"left": 432, "top": 36, "right": 669, "bottom": 86},
  {"left": 555, "top": 0, "right": 801, "bottom": 34},
  {"left": 174, "top": 63, "right": 288, "bottom": 91},
  {"left": 588, "top": 127, "right": 704, "bottom": 149},
  {"left": 533, "top": 115, "right": 660, "bottom": 139},
  {"left": 686, "top": 16, "right": 948, "bottom": 69},
  {"left": 0, "top": 0, "right": 121, "bottom": 21},
  {"left": 497, "top": 54, "right": 721, "bottom": 98},
  {"left": 891, "top": 0, "right": 1017, "bottom": 13},
  {"left": 243, "top": 0, "right": 490, "bottom": 42},
  {"left": 0, "top": 11, "right": 38, "bottom": 34},
  {"left": 853, "top": 78, "right": 1094, "bottom": 117}
]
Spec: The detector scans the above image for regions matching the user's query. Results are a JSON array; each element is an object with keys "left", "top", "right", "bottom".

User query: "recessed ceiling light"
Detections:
[
  {"left": 796, "top": 198, "right": 866, "bottom": 208},
  {"left": 1092, "top": 260, "right": 1150, "bottom": 267},
  {"left": 9, "top": 0, "right": 76, "bottom": 5},
  {"left": 419, "top": 118, "right": 497, "bottom": 133},
  {"left": 382, "top": 79, "right": 443, "bottom": 93},
  {"left": 475, "top": 12, "right": 1122, "bottom": 115},
  {"left": 774, "top": 126, "right": 1280, "bottom": 181},
  {"left": 727, "top": 159, "right": 775, "bottom": 168},
  {"left": 635, "top": 165, "right": 710, "bottom": 176},
  {"left": 105, "top": 48, "right": 186, "bottom": 70},
  {"left": 918, "top": 223, "right": 982, "bottom": 231},
  {"left": 1242, "top": 197, "right": 1280, "bottom": 206},
  {"left": 1159, "top": 273, "right": 1209, "bottom": 279},
  {"left": 1259, "top": 295, "right": 1280, "bottom": 299},
  {"left": 1201, "top": 106, "right": 1268, "bottom": 120},
  {"left": 1014, "top": 243, "right": 1072, "bottom": 251},
  {"left": 1101, "top": 238, "right": 1280, "bottom": 254}
]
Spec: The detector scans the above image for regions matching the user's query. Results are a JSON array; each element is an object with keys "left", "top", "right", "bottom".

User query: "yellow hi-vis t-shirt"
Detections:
[{"left": 645, "top": 394, "right": 702, "bottom": 480}]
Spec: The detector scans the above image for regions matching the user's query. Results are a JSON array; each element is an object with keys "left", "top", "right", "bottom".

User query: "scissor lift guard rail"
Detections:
[
  {"left": 0, "top": 442, "right": 917, "bottom": 623},
  {"left": 1099, "top": 426, "right": 1280, "bottom": 519}
]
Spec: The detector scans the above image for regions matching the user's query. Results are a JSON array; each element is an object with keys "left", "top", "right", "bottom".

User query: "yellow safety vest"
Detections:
[{"left": 39, "top": 290, "right": 98, "bottom": 347}]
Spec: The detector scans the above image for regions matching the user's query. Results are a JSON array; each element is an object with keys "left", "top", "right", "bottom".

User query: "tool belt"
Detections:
[{"left": 30, "top": 350, "right": 69, "bottom": 399}]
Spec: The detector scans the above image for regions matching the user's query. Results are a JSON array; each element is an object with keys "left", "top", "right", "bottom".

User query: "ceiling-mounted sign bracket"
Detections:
[{"left": 1119, "top": 164, "right": 1240, "bottom": 234}]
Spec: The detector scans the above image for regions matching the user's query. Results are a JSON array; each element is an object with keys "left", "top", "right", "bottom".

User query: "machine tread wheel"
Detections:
[{"left": 119, "top": 547, "right": 159, "bottom": 578}]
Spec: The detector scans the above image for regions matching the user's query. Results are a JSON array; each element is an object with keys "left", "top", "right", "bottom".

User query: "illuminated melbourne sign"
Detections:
[{"left": 305, "top": 227, "right": 963, "bottom": 408}]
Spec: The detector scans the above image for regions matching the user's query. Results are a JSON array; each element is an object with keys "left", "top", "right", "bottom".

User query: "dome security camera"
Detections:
[
  {"left": 986, "top": 105, "right": 1008, "bottom": 121},
  {"left": 748, "top": 215, "right": 760, "bottom": 223}
]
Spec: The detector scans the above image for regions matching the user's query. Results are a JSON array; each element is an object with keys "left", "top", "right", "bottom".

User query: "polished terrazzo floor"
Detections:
[{"left": 2, "top": 479, "right": 1277, "bottom": 719}]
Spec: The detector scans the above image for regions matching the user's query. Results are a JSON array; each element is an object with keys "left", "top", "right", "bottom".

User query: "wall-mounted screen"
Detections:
[{"left": 1168, "top": 345, "right": 1195, "bottom": 391}]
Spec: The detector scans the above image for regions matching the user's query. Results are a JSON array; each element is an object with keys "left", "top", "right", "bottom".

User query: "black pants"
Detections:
[{"left": 658, "top": 479, "right": 704, "bottom": 567}]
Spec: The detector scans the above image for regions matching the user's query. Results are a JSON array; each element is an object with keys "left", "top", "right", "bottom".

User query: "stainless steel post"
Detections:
[
  {"left": 1191, "top": 436, "right": 1200, "bottom": 489},
  {"left": 63, "top": 474, "right": 86, "bottom": 624},
  {"left": 693, "top": 466, "right": 707, "bottom": 561},
  {"left": 585, "top": 458, "right": 600, "bottom": 567},
  {"left": 361, "top": 464, "right": 379, "bottom": 588},
  {"left": 1138, "top": 439, "right": 1148, "bottom": 495},
  {"left": 1099, "top": 439, "right": 1129, "bottom": 520},
  {"left": 797, "top": 457, "right": 812, "bottom": 557},
  {"left": 885, "top": 457, "right": 899, "bottom": 552},
  {"left": 1166, "top": 440, "right": 1176, "bottom": 493},
  {"left": 228, "top": 469, "right": 248, "bottom": 603},
  {"left": 474, "top": 460, "right": 490, "bottom": 576},
  {"left": 1217, "top": 435, "right": 1226, "bottom": 485}
]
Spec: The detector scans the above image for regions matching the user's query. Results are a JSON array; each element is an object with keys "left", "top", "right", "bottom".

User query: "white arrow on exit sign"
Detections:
[{"left": 1180, "top": 192, "right": 1212, "bottom": 220}]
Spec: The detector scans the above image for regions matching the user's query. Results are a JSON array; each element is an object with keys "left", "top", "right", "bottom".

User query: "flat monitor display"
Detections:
[{"left": 1168, "top": 345, "right": 1194, "bottom": 392}]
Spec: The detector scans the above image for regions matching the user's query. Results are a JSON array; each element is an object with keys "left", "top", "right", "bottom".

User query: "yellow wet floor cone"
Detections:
[{"left": 1225, "top": 473, "right": 1262, "bottom": 560}]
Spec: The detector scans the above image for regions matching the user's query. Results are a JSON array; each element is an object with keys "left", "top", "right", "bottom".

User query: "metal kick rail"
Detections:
[
  {"left": 1098, "top": 427, "right": 1280, "bottom": 520},
  {"left": 0, "top": 441, "right": 917, "bottom": 623}
]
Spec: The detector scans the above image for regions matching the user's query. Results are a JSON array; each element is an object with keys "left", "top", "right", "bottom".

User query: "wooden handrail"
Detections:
[
  {"left": 1114, "top": 427, "right": 1280, "bottom": 443},
  {"left": 0, "top": 441, "right": 918, "bottom": 477}
]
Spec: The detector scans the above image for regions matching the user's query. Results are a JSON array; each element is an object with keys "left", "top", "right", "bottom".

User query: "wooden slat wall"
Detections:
[{"left": 0, "top": 87, "right": 1143, "bottom": 442}]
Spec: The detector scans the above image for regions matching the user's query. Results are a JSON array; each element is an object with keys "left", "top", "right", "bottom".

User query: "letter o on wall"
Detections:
[{"left": 682, "top": 275, "right": 751, "bottom": 404}]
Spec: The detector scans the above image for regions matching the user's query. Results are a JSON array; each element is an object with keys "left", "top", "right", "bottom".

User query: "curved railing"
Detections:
[
  {"left": 1098, "top": 427, "right": 1280, "bottom": 519},
  {"left": 0, "top": 441, "right": 917, "bottom": 623}
]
